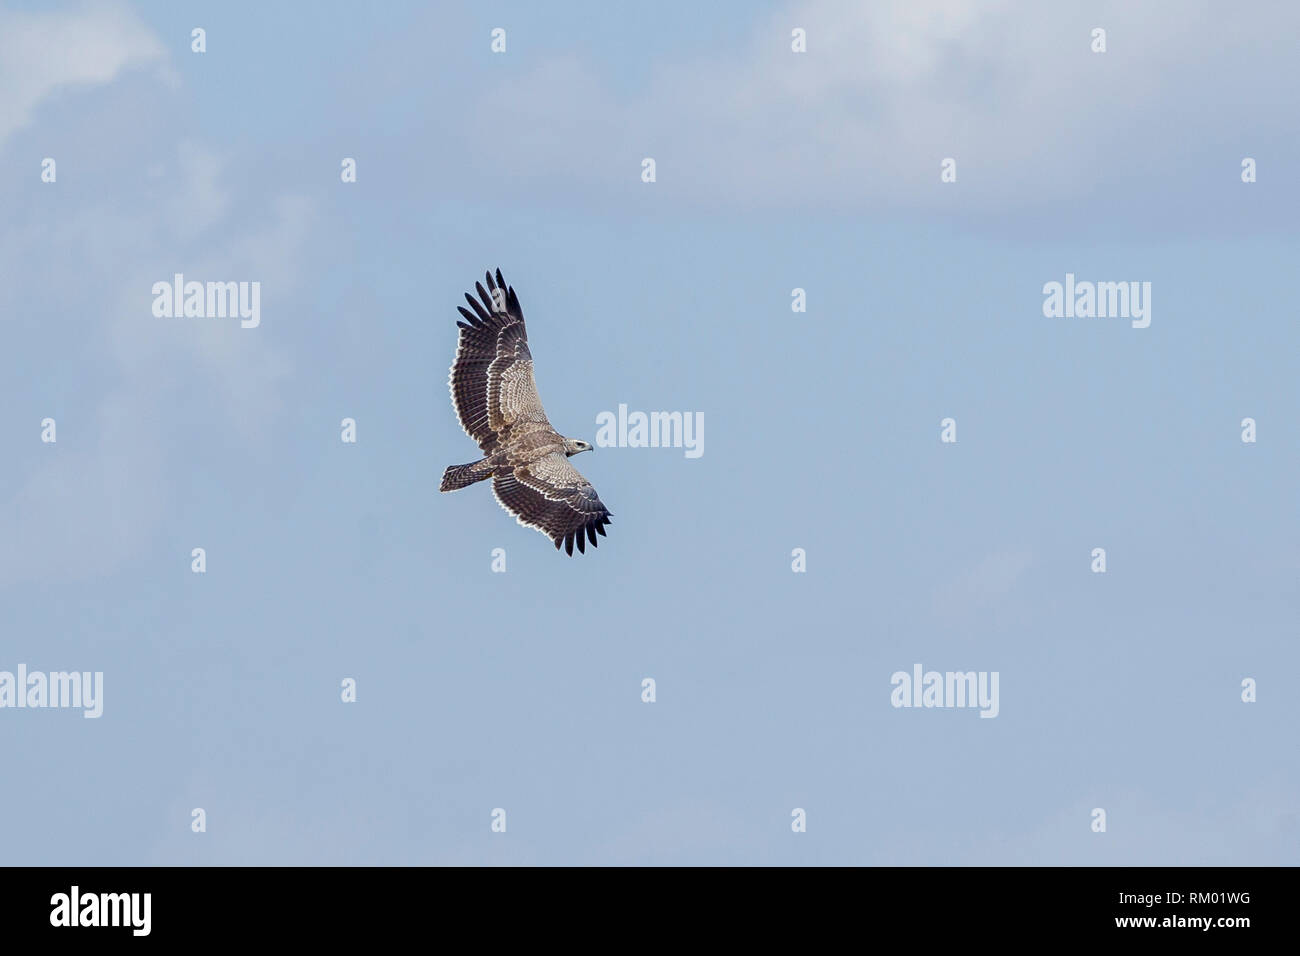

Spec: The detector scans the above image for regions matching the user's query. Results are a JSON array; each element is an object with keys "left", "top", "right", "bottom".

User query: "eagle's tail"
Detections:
[{"left": 440, "top": 458, "right": 492, "bottom": 492}]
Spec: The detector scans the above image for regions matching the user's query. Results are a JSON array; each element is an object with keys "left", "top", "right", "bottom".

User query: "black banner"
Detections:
[{"left": 0, "top": 866, "right": 1282, "bottom": 941}]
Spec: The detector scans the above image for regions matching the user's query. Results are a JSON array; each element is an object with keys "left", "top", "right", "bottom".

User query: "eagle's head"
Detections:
[{"left": 563, "top": 438, "right": 594, "bottom": 457}]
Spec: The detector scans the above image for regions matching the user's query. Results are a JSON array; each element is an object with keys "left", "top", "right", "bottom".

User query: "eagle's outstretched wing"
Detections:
[
  {"left": 492, "top": 453, "right": 613, "bottom": 555},
  {"left": 449, "top": 269, "right": 549, "bottom": 451}
]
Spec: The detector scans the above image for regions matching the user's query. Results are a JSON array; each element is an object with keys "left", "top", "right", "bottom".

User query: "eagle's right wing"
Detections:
[
  {"left": 492, "top": 453, "right": 613, "bottom": 555},
  {"left": 449, "top": 269, "right": 550, "bottom": 451}
]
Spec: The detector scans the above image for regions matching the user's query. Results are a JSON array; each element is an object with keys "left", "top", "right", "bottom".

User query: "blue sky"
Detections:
[{"left": 1, "top": 0, "right": 1297, "bottom": 864}]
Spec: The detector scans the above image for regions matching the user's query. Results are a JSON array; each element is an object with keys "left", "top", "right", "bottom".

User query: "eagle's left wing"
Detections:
[
  {"left": 450, "top": 269, "right": 551, "bottom": 451},
  {"left": 492, "top": 453, "right": 613, "bottom": 555}
]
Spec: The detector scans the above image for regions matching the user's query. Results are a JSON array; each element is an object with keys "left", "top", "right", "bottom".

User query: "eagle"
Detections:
[{"left": 439, "top": 269, "right": 612, "bottom": 555}]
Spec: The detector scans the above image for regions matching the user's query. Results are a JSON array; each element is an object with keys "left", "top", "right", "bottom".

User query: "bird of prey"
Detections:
[{"left": 439, "top": 269, "right": 612, "bottom": 555}]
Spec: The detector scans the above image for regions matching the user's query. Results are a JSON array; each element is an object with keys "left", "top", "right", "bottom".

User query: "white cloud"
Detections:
[
  {"left": 0, "top": 3, "right": 310, "bottom": 589},
  {"left": 470, "top": 0, "right": 1300, "bottom": 220},
  {"left": 1, "top": 111, "right": 315, "bottom": 586},
  {"left": 0, "top": 0, "right": 168, "bottom": 149}
]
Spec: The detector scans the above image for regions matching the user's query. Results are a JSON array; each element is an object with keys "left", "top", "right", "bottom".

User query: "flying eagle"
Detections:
[{"left": 439, "top": 269, "right": 612, "bottom": 555}]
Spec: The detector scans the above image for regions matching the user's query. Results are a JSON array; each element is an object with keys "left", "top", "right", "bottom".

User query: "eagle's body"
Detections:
[{"left": 440, "top": 269, "right": 612, "bottom": 555}]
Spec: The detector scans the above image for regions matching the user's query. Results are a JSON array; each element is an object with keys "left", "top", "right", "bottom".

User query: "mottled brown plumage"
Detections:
[{"left": 440, "top": 269, "right": 612, "bottom": 555}]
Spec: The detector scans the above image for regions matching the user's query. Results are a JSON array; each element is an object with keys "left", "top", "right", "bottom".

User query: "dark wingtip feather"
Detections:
[
  {"left": 595, "top": 522, "right": 607, "bottom": 537},
  {"left": 495, "top": 268, "right": 506, "bottom": 289},
  {"left": 463, "top": 293, "right": 489, "bottom": 322},
  {"left": 586, "top": 525, "right": 597, "bottom": 546},
  {"left": 576, "top": 532, "right": 586, "bottom": 554},
  {"left": 564, "top": 533, "right": 574, "bottom": 556},
  {"left": 457, "top": 306, "right": 484, "bottom": 327},
  {"left": 554, "top": 536, "right": 562, "bottom": 550}
]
